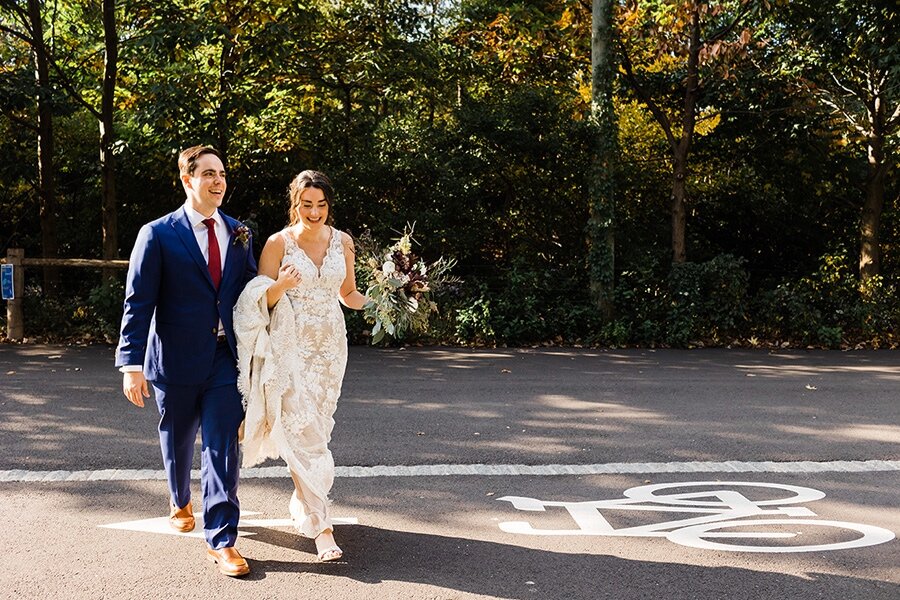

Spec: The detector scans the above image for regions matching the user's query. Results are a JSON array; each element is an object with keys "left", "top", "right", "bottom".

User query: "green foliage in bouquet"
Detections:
[{"left": 355, "top": 225, "right": 458, "bottom": 344}]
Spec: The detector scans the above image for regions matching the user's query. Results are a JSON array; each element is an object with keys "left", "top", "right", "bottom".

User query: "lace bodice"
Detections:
[{"left": 281, "top": 227, "right": 346, "bottom": 303}]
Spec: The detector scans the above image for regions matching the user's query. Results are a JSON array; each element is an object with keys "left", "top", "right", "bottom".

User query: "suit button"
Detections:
[{"left": 212, "top": 327, "right": 217, "bottom": 334}]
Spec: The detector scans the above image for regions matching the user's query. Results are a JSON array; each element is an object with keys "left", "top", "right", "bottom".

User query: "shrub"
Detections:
[
  {"left": 748, "top": 251, "right": 900, "bottom": 347},
  {"left": 453, "top": 293, "right": 495, "bottom": 345},
  {"left": 87, "top": 277, "right": 126, "bottom": 342},
  {"left": 666, "top": 254, "right": 749, "bottom": 346},
  {"left": 611, "top": 254, "right": 749, "bottom": 347}
]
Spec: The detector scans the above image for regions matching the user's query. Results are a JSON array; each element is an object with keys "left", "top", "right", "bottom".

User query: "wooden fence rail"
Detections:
[{"left": 2, "top": 248, "right": 128, "bottom": 341}]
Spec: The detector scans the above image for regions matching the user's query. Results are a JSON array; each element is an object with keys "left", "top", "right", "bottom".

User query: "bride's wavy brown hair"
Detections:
[{"left": 288, "top": 170, "right": 335, "bottom": 227}]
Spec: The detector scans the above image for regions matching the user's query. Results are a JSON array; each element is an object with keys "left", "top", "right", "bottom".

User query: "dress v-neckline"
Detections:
[{"left": 290, "top": 226, "right": 333, "bottom": 277}]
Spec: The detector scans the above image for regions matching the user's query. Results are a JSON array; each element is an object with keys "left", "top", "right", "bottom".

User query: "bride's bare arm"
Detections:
[
  {"left": 339, "top": 231, "right": 369, "bottom": 310},
  {"left": 259, "top": 233, "right": 301, "bottom": 309}
]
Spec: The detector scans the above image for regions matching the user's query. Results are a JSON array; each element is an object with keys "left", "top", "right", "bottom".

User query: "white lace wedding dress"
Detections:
[{"left": 234, "top": 226, "right": 347, "bottom": 538}]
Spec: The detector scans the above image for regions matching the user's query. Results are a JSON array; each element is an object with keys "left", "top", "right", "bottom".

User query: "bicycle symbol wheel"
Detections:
[
  {"left": 667, "top": 518, "right": 896, "bottom": 553},
  {"left": 623, "top": 481, "right": 825, "bottom": 506}
]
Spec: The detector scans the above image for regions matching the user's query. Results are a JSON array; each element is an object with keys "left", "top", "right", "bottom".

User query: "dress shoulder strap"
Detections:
[
  {"left": 330, "top": 227, "right": 344, "bottom": 255},
  {"left": 281, "top": 229, "right": 297, "bottom": 253}
]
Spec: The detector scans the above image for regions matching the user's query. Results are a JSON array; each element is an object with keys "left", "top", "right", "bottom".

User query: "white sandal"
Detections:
[
  {"left": 315, "top": 530, "right": 343, "bottom": 562},
  {"left": 316, "top": 545, "right": 343, "bottom": 562}
]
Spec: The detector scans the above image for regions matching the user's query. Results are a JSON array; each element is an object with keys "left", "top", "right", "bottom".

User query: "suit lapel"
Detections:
[
  {"left": 171, "top": 207, "right": 216, "bottom": 290},
  {"left": 220, "top": 212, "right": 242, "bottom": 287}
]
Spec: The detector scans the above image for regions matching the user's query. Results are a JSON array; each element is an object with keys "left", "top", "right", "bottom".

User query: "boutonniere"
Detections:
[{"left": 232, "top": 224, "right": 251, "bottom": 248}]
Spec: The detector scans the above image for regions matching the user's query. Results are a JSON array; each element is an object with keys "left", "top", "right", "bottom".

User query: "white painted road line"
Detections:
[
  {"left": 99, "top": 513, "right": 359, "bottom": 538},
  {"left": 1, "top": 460, "right": 899, "bottom": 483}
]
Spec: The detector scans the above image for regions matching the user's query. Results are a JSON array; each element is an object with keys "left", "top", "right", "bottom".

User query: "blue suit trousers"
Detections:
[{"left": 152, "top": 341, "right": 244, "bottom": 549}]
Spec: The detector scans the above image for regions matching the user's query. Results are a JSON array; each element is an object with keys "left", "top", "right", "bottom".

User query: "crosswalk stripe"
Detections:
[{"left": 1, "top": 459, "right": 898, "bottom": 483}]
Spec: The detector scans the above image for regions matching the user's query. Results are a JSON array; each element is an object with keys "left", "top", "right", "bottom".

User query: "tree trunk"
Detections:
[
  {"left": 671, "top": 153, "right": 688, "bottom": 264},
  {"left": 28, "top": 0, "right": 59, "bottom": 295},
  {"left": 859, "top": 127, "right": 887, "bottom": 281},
  {"left": 100, "top": 0, "right": 118, "bottom": 280},
  {"left": 587, "top": 0, "right": 616, "bottom": 317},
  {"left": 670, "top": 8, "right": 701, "bottom": 264}
]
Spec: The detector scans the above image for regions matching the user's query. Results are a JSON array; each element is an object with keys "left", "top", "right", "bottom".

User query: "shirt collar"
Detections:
[{"left": 184, "top": 202, "right": 224, "bottom": 230}]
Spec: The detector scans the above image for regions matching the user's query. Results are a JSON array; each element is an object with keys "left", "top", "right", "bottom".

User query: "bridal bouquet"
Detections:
[{"left": 356, "top": 225, "right": 457, "bottom": 344}]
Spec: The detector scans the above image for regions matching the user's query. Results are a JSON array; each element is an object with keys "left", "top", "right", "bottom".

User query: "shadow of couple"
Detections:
[{"left": 236, "top": 524, "right": 898, "bottom": 599}]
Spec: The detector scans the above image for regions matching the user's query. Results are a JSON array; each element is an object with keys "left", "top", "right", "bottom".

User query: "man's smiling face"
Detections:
[{"left": 183, "top": 152, "right": 226, "bottom": 216}]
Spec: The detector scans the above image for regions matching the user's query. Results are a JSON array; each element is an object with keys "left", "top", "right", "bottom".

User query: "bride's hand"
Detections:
[{"left": 277, "top": 263, "right": 302, "bottom": 290}]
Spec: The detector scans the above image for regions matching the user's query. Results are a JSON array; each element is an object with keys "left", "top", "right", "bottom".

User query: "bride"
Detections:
[{"left": 234, "top": 170, "right": 368, "bottom": 561}]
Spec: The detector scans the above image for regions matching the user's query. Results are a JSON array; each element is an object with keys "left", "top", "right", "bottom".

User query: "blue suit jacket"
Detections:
[{"left": 115, "top": 207, "right": 258, "bottom": 385}]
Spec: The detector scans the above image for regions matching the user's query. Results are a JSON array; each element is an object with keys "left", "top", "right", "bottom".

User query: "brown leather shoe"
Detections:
[
  {"left": 206, "top": 547, "right": 250, "bottom": 577},
  {"left": 168, "top": 502, "right": 195, "bottom": 533}
]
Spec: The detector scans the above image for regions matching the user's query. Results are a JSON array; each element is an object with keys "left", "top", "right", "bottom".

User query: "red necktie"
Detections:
[{"left": 202, "top": 218, "right": 221, "bottom": 290}]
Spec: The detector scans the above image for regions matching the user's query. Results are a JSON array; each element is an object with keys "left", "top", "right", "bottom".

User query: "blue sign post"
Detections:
[{"left": 1, "top": 264, "right": 13, "bottom": 300}]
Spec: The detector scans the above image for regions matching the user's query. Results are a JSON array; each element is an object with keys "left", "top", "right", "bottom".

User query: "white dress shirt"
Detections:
[
  {"left": 184, "top": 203, "right": 229, "bottom": 337},
  {"left": 184, "top": 203, "right": 230, "bottom": 272}
]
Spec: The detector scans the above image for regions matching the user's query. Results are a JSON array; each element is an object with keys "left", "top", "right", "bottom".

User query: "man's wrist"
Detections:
[{"left": 119, "top": 365, "right": 142, "bottom": 373}]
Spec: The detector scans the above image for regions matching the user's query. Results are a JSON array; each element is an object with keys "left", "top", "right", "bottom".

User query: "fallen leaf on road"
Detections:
[
  {"left": 500, "top": 369, "right": 511, "bottom": 373},
  {"left": 416, "top": 432, "right": 425, "bottom": 436},
  {"left": 805, "top": 384, "right": 817, "bottom": 390},
  {"left": 6, "top": 371, "right": 14, "bottom": 375},
  {"left": 486, "top": 492, "right": 495, "bottom": 496}
]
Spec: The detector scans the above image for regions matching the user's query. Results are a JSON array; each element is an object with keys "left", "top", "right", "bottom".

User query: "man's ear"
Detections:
[{"left": 181, "top": 173, "right": 193, "bottom": 190}]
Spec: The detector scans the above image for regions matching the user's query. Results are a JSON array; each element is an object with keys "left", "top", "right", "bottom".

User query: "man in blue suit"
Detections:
[{"left": 116, "top": 145, "right": 257, "bottom": 577}]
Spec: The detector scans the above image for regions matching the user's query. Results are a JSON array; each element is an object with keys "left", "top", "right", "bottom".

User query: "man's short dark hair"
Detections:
[{"left": 178, "top": 145, "right": 223, "bottom": 177}]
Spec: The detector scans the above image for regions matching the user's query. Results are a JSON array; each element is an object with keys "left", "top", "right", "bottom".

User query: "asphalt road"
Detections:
[{"left": 1, "top": 344, "right": 898, "bottom": 599}]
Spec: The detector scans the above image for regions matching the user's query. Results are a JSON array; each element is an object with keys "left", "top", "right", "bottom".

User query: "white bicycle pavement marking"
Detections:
[
  {"left": 3, "top": 459, "right": 900, "bottom": 482},
  {"left": 497, "top": 481, "right": 897, "bottom": 553}
]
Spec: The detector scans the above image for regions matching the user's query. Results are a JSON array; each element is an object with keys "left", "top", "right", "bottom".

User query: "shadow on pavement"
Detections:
[
  {"left": 2, "top": 345, "right": 900, "bottom": 471},
  {"left": 242, "top": 524, "right": 900, "bottom": 599}
]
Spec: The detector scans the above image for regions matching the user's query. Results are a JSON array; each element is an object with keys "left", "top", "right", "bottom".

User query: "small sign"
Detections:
[{"left": 1, "top": 264, "right": 13, "bottom": 300}]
